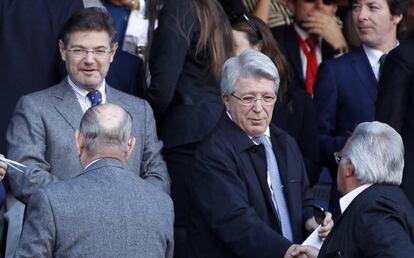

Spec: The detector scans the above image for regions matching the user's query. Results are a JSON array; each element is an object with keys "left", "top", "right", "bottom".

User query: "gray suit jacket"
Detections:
[
  {"left": 14, "top": 158, "right": 174, "bottom": 258},
  {"left": 6, "top": 78, "right": 170, "bottom": 202}
]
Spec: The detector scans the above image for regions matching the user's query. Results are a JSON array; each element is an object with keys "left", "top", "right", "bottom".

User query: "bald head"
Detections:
[{"left": 77, "top": 103, "right": 135, "bottom": 166}]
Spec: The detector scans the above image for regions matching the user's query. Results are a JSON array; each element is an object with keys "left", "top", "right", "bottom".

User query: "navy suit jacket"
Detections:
[
  {"left": 189, "top": 113, "right": 314, "bottom": 258},
  {"left": 314, "top": 47, "right": 377, "bottom": 170},
  {"left": 376, "top": 40, "right": 414, "bottom": 207},
  {"left": 318, "top": 184, "right": 414, "bottom": 258}
]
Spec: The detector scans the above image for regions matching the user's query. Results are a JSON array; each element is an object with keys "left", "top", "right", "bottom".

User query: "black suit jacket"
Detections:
[
  {"left": 271, "top": 25, "right": 336, "bottom": 91},
  {"left": 146, "top": 0, "right": 225, "bottom": 148},
  {"left": 376, "top": 40, "right": 414, "bottom": 207},
  {"left": 189, "top": 113, "right": 314, "bottom": 258},
  {"left": 318, "top": 184, "right": 414, "bottom": 258}
]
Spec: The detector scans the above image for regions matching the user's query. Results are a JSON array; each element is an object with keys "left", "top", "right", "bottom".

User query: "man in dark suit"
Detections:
[
  {"left": 189, "top": 50, "right": 333, "bottom": 258},
  {"left": 376, "top": 38, "right": 414, "bottom": 207},
  {"left": 7, "top": 103, "right": 174, "bottom": 257},
  {"left": 272, "top": 0, "right": 348, "bottom": 95},
  {"left": 5, "top": 7, "right": 169, "bottom": 257},
  {"left": 313, "top": 0, "right": 407, "bottom": 217},
  {"left": 291, "top": 121, "right": 414, "bottom": 258}
]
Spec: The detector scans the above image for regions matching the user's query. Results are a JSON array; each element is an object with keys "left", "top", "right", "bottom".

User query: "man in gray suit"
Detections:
[
  {"left": 11, "top": 103, "right": 174, "bottom": 257},
  {"left": 4, "top": 7, "right": 169, "bottom": 257}
]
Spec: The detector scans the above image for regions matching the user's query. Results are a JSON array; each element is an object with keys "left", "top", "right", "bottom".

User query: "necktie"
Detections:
[
  {"left": 378, "top": 54, "right": 387, "bottom": 79},
  {"left": 253, "top": 135, "right": 293, "bottom": 241},
  {"left": 296, "top": 33, "right": 318, "bottom": 96},
  {"left": 87, "top": 90, "right": 102, "bottom": 107}
]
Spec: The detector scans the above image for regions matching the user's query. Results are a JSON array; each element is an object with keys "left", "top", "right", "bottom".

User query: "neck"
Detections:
[
  {"left": 366, "top": 38, "right": 397, "bottom": 54},
  {"left": 80, "top": 148, "right": 126, "bottom": 169}
]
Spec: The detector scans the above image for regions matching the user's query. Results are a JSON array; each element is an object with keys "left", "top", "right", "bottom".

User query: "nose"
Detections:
[
  {"left": 356, "top": 6, "right": 368, "bottom": 22},
  {"left": 251, "top": 98, "right": 265, "bottom": 112},
  {"left": 83, "top": 51, "right": 95, "bottom": 64},
  {"left": 314, "top": 0, "right": 323, "bottom": 10}
]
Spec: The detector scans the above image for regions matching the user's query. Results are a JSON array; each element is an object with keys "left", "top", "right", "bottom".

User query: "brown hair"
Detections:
[
  {"left": 146, "top": 0, "right": 233, "bottom": 78},
  {"left": 231, "top": 15, "right": 290, "bottom": 97}
]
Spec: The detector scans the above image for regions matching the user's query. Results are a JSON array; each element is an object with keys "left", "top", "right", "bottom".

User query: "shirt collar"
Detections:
[
  {"left": 294, "top": 24, "right": 321, "bottom": 44},
  {"left": 339, "top": 184, "right": 372, "bottom": 213},
  {"left": 68, "top": 76, "right": 106, "bottom": 102},
  {"left": 362, "top": 41, "right": 399, "bottom": 68}
]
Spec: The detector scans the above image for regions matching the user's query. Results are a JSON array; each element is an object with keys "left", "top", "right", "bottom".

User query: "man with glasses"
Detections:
[
  {"left": 5, "top": 6, "right": 169, "bottom": 255},
  {"left": 272, "top": 0, "right": 347, "bottom": 96},
  {"left": 189, "top": 50, "right": 333, "bottom": 258},
  {"left": 290, "top": 121, "right": 414, "bottom": 257},
  {"left": 313, "top": 0, "right": 407, "bottom": 219}
]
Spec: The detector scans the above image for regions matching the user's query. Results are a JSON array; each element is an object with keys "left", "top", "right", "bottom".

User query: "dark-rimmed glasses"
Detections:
[{"left": 67, "top": 48, "right": 112, "bottom": 58}]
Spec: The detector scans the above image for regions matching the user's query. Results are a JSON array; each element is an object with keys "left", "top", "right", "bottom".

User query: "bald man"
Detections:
[{"left": 11, "top": 103, "right": 174, "bottom": 257}]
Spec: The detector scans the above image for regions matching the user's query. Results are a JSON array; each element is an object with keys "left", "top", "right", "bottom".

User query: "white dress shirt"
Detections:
[
  {"left": 339, "top": 184, "right": 372, "bottom": 213},
  {"left": 294, "top": 24, "right": 322, "bottom": 80}
]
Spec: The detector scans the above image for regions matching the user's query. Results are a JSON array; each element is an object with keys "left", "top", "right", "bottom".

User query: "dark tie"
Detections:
[
  {"left": 378, "top": 54, "right": 387, "bottom": 79},
  {"left": 87, "top": 90, "right": 102, "bottom": 107},
  {"left": 253, "top": 135, "right": 293, "bottom": 241}
]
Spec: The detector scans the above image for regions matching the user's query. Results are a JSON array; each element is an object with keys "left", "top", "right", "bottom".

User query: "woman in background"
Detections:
[
  {"left": 232, "top": 14, "right": 321, "bottom": 186},
  {"left": 145, "top": 0, "right": 233, "bottom": 257}
]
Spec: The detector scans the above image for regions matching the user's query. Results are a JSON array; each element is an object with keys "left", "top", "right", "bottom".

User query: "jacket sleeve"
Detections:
[
  {"left": 14, "top": 189, "right": 55, "bottom": 258},
  {"left": 139, "top": 101, "right": 170, "bottom": 194}
]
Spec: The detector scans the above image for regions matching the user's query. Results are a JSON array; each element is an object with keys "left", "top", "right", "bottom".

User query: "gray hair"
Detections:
[
  {"left": 79, "top": 103, "right": 133, "bottom": 152},
  {"left": 221, "top": 49, "right": 280, "bottom": 96},
  {"left": 342, "top": 121, "right": 404, "bottom": 185}
]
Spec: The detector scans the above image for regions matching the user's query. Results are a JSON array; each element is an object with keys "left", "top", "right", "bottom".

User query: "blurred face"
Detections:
[
  {"left": 232, "top": 30, "right": 260, "bottom": 56},
  {"left": 352, "top": 0, "right": 401, "bottom": 50},
  {"left": 289, "top": 0, "right": 338, "bottom": 27},
  {"left": 223, "top": 77, "right": 276, "bottom": 137},
  {"left": 59, "top": 30, "right": 117, "bottom": 90}
]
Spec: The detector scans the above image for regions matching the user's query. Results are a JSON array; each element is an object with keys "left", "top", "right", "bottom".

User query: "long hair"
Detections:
[
  {"left": 146, "top": 0, "right": 233, "bottom": 78},
  {"left": 189, "top": 0, "right": 233, "bottom": 77},
  {"left": 231, "top": 15, "right": 290, "bottom": 97}
]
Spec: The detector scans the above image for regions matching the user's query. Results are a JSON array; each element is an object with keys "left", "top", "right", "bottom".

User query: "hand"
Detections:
[
  {"left": 305, "top": 211, "right": 334, "bottom": 240},
  {"left": 291, "top": 245, "right": 319, "bottom": 258},
  {"left": 301, "top": 10, "right": 347, "bottom": 51},
  {"left": 0, "top": 154, "right": 7, "bottom": 181},
  {"left": 284, "top": 244, "right": 303, "bottom": 258},
  {"left": 318, "top": 212, "right": 333, "bottom": 240}
]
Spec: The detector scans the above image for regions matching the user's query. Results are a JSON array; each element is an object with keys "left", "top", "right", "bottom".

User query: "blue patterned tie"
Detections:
[
  {"left": 87, "top": 90, "right": 102, "bottom": 107},
  {"left": 254, "top": 135, "right": 293, "bottom": 241}
]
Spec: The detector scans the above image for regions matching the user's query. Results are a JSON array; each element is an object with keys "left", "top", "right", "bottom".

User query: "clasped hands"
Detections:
[{"left": 285, "top": 211, "right": 333, "bottom": 258}]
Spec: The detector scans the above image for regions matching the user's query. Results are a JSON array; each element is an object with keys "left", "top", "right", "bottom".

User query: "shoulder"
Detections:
[{"left": 15, "top": 82, "right": 66, "bottom": 108}]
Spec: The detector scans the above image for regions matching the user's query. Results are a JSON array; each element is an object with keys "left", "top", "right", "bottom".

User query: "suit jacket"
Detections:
[
  {"left": 272, "top": 25, "right": 336, "bottom": 92},
  {"left": 189, "top": 113, "right": 314, "bottom": 258},
  {"left": 376, "top": 40, "right": 414, "bottom": 207},
  {"left": 318, "top": 184, "right": 414, "bottom": 258},
  {"left": 14, "top": 158, "right": 174, "bottom": 258},
  {"left": 313, "top": 47, "right": 377, "bottom": 171},
  {"left": 146, "top": 0, "right": 225, "bottom": 148},
  {"left": 6, "top": 78, "right": 170, "bottom": 199}
]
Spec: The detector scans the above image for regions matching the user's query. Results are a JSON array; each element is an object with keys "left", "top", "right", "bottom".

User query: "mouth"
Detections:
[
  {"left": 358, "top": 26, "right": 373, "bottom": 33},
  {"left": 80, "top": 69, "right": 97, "bottom": 76}
]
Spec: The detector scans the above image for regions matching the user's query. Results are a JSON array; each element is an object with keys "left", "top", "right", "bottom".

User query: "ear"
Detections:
[
  {"left": 393, "top": 14, "right": 403, "bottom": 25},
  {"left": 75, "top": 130, "right": 84, "bottom": 156},
  {"left": 344, "top": 160, "right": 355, "bottom": 178},
  {"left": 254, "top": 43, "right": 263, "bottom": 51},
  {"left": 58, "top": 39, "right": 67, "bottom": 61},
  {"left": 125, "top": 137, "right": 136, "bottom": 161},
  {"left": 109, "top": 42, "right": 118, "bottom": 63},
  {"left": 222, "top": 95, "right": 231, "bottom": 112}
]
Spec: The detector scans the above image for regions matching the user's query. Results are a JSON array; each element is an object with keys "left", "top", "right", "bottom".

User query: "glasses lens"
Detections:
[{"left": 303, "top": 0, "right": 336, "bottom": 4}]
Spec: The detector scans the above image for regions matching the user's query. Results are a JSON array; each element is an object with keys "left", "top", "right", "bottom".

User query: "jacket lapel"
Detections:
[
  {"left": 351, "top": 47, "right": 378, "bottom": 102},
  {"left": 53, "top": 79, "right": 84, "bottom": 130}
]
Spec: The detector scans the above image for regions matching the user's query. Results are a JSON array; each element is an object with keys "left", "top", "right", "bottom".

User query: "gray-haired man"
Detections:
[
  {"left": 13, "top": 103, "right": 174, "bottom": 257},
  {"left": 189, "top": 49, "right": 333, "bottom": 258},
  {"left": 292, "top": 121, "right": 414, "bottom": 258}
]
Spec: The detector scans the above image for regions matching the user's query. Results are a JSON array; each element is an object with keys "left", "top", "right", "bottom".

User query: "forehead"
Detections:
[
  {"left": 354, "top": 0, "right": 389, "bottom": 7},
  {"left": 234, "top": 76, "right": 276, "bottom": 94},
  {"left": 66, "top": 30, "right": 112, "bottom": 47}
]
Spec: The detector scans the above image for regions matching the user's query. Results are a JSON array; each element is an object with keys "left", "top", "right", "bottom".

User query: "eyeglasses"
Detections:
[
  {"left": 303, "top": 0, "right": 337, "bottom": 5},
  {"left": 334, "top": 152, "right": 346, "bottom": 164},
  {"left": 231, "top": 93, "right": 276, "bottom": 106},
  {"left": 67, "top": 48, "right": 112, "bottom": 58},
  {"left": 230, "top": 13, "right": 263, "bottom": 40}
]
